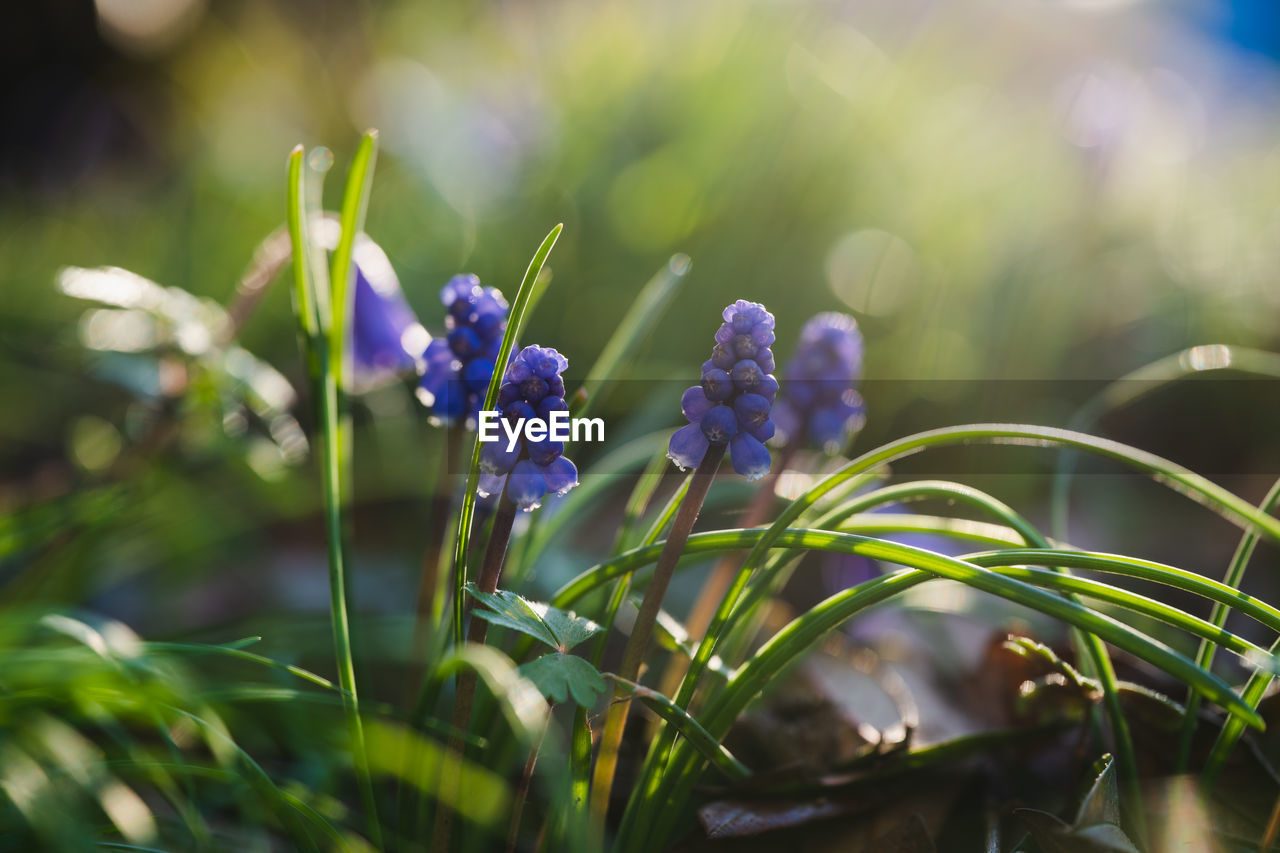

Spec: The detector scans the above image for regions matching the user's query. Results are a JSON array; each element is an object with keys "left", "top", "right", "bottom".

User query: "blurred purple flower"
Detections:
[
  {"left": 416, "top": 274, "right": 508, "bottom": 425},
  {"left": 349, "top": 236, "right": 430, "bottom": 391},
  {"left": 314, "top": 221, "right": 430, "bottom": 392},
  {"left": 774, "top": 312, "right": 866, "bottom": 454}
]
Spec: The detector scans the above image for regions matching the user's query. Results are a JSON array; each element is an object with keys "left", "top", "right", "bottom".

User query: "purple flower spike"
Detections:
[
  {"left": 417, "top": 273, "right": 509, "bottom": 426},
  {"left": 477, "top": 344, "right": 579, "bottom": 511},
  {"left": 774, "top": 312, "right": 866, "bottom": 454},
  {"left": 668, "top": 300, "right": 777, "bottom": 479}
]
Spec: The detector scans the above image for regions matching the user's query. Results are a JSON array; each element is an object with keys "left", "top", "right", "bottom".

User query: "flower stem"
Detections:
[
  {"left": 432, "top": 491, "right": 518, "bottom": 852},
  {"left": 589, "top": 442, "right": 724, "bottom": 838},
  {"left": 405, "top": 426, "right": 466, "bottom": 707},
  {"left": 508, "top": 717, "right": 548, "bottom": 853},
  {"left": 659, "top": 443, "right": 793, "bottom": 703}
]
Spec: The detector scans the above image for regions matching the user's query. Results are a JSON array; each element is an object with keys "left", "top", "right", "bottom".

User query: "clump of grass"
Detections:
[{"left": 8, "top": 134, "right": 1280, "bottom": 852}]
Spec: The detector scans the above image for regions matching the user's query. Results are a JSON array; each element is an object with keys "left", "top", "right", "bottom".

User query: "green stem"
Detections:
[
  {"left": 434, "top": 493, "right": 518, "bottom": 852},
  {"left": 589, "top": 443, "right": 724, "bottom": 839},
  {"left": 318, "top": 372, "right": 379, "bottom": 847},
  {"left": 286, "top": 143, "right": 380, "bottom": 848}
]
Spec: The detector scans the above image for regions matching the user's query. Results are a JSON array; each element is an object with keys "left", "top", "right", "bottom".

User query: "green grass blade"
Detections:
[
  {"left": 571, "top": 254, "right": 691, "bottom": 420},
  {"left": 1179, "top": 477, "right": 1280, "bottom": 772},
  {"left": 286, "top": 138, "right": 381, "bottom": 848},
  {"left": 327, "top": 130, "right": 378, "bottom": 391},
  {"left": 1051, "top": 345, "right": 1280, "bottom": 539},
  {"left": 615, "top": 452, "right": 672, "bottom": 554},
  {"left": 684, "top": 424, "right": 1280, "bottom": 733},
  {"left": 144, "top": 642, "right": 338, "bottom": 692},
  {"left": 160, "top": 704, "right": 334, "bottom": 849},
  {"left": 723, "top": 479, "right": 1049, "bottom": 651},
  {"left": 980, "top": 566, "right": 1273, "bottom": 663},
  {"left": 286, "top": 147, "right": 318, "bottom": 345},
  {"left": 637, "top": 534, "right": 1267, "bottom": 851},
  {"left": 639, "top": 470, "right": 692, "bottom": 548},
  {"left": 1206, "top": 656, "right": 1276, "bottom": 786},
  {"left": 548, "top": 529, "right": 1263, "bottom": 726},
  {"left": 520, "top": 429, "right": 667, "bottom": 572},
  {"left": 698, "top": 477, "right": 1140, "bottom": 826},
  {"left": 585, "top": 451, "right": 677, "bottom": 676},
  {"left": 451, "top": 223, "right": 563, "bottom": 646},
  {"left": 960, "top": 549, "right": 1280, "bottom": 638},
  {"left": 605, "top": 676, "right": 749, "bottom": 781}
]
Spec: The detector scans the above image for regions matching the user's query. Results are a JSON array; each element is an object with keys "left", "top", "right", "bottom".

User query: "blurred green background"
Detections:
[{"left": 4, "top": 0, "right": 1280, "bottom": 638}]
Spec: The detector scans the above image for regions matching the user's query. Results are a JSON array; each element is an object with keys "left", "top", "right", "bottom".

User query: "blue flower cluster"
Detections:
[
  {"left": 774, "top": 312, "right": 865, "bottom": 453},
  {"left": 668, "top": 300, "right": 777, "bottom": 479},
  {"left": 416, "top": 275, "right": 510, "bottom": 424},
  {"left": 477, "top": 345, "right": 579, "bottom": 511}
]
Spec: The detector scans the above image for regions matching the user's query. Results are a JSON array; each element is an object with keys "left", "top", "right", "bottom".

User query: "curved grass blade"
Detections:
[
  {"left": 548, "top": 529, "right": 1263, "bottom": 726},
  {"left": 1051, "top": 345, "right": 1280, "bottom": 539},
  {"left": 639, "top": 538, "right": 1268, "bottom": 851},
  {"left": 960, "top": 549, "right": 1280, "bottom": 638},
  {"left": 605, "top": 675, "right": 748, "bottom": 781},
  {"left": 145, "top": 642, "right": 337, "bottom": 692},
  {"left": 1180, "top": 477, "right": 1280, "bottom": 772},
  {"left": 160, "top": 704, "right": 337, "bottom": 850},
  {"left": 619, "top": 474, "right": 1089, "bottom": 840},
  {"left": 981, "top": 566, "right": 1273, "bottom": 664},
  {"left": 571, "top": 254, "right": 691, "bottom": 420},
  {"left": 674, "top": 424, "right": 1280, "bottom": 811},
  {"left": 451, "top": 223, "right": 563, "bottom": 645}
]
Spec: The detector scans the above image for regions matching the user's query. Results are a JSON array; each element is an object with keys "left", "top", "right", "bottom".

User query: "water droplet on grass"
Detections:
[{"left": 308, "top": 147, "right": 334, "bottom": 173}]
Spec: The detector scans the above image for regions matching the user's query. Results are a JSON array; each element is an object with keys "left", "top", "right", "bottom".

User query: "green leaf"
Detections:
[
  {"left": 1073, "top": 824, "right": 1142, "bottom": 852},
  {"left": 467, "top": 585, "right": 602, "bottom": 652},
  {"left": 1076, "top": 754, "right": 1122, "bottom": 828},
  {"left": 1015, "top": 755, "right": 1140, "bottom": 852},
  {"left": 520, "top": 654, "right": 607, "bottom": 706},
  {"left": 364, "top": 719, "right": 510, "bottom": 831}
]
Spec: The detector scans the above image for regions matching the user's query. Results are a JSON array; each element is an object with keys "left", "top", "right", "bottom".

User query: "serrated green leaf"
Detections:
[
  {"left": 519, "top": 654, "right": 607, "bottom": 706},
  {"left": 467, "top": 585, "right": 602, "bottom": 652},
  {"left": 468, "top": 588, "right": 558, "bottom": 649}
]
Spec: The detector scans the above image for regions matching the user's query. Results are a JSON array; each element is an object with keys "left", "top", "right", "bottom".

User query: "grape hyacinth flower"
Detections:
[
  {"left": 773, "top": 312, "right": 866, "bottom": 454},
  {"left": 594, "top": 300, "right": 779, "bottom": 821},
  {"left": 314, "top": 220, "right": 430, "bottom": 391},
  {"left": 667, "top": 299, "right": 778, "bottom": 479},
  {"left": 416, "top": 274, "right": 509, "bottom": 425},
  {"left": 475, "top": 345, "right": 578, "bottom": 511}
]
